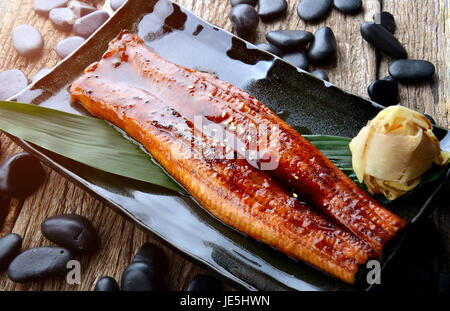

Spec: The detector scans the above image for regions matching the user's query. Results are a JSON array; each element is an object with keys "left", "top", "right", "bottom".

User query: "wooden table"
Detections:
[{"left": 0, "top": 0, "right": 448, "bottom": 290}]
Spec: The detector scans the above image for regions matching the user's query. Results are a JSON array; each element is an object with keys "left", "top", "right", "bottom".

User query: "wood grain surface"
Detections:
[{"left": 0, "top": 0, "right": 448, "bottom": 290}]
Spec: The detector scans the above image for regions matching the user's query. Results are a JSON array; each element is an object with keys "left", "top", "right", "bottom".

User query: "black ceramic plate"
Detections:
[{"left": 10, "top": 0, "right": 449, "bottom": 291}]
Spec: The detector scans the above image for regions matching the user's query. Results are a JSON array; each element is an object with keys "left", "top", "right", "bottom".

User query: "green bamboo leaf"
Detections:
[{"left": 0, "top": 101, "right": 185, "bottom": 193}]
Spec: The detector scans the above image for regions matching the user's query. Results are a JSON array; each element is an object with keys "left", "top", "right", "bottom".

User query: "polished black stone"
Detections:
[
  {"left": 67, "top": 1, "right": 97, "bottom": 17},
  {"left": 73, "top": 10, "right": 109, "bottom": 38},
  {"left": 266, "top": 30, "right": 313, "bottom": 52},
  {"left": 33, "top": 0, "right": 67, "bottom": 16},
  {"left": 0, "top": 153, "right": 45, "bottom": 198},
  {"left": 49, "top": 8, "right": 77, "bottom": 30},
  {"left": 311, "top": 69, "right": 329, "bottom": 81},
  {"left": 7, "top": 247, "right": 73, "bottom": 282},
  {"left": 12, "top": 24, "right": 44, "bottom": 57},
  {"left": 230, "top": 4, "right": 259, "bottom": 39},
  {"left": 388, "top": 59, "right": 435, "bottom": 82},
  {"left": 360, "top": 22, "right": 407, "bottom": 59},
  {"left": 297, "top": 0, "right": 332, "bottom": 22},
  {"left": 283, "top": 51, "right": 309, "bottom": 71},
  {"left": 0, "top": 234, "right": 22, "bottom": 271},
  {"left": 258, "top": 0, "right": 287, "bottom": 21},
  {"left": 55, "top": 36, "right": 85, "bottom": 59},
  {"left": 230, "top": 0, "right": 257, "bottom": 6},
  {"left": 307, "top": 27, "right": 337, "bottom": 64},
  {"left": 111, "top": 0, "right": 127, "bottom": 11},
  {"left": 367, "top": 77, "right": 398, "bottom": 106},
  {"left": 94, "top": 276, "right": 120, "bottom": 291},
  {"left": 373, "top": 11, "right": 396, "bottom": 34},
  {"left": 0, "top": 69, "right": 28, "bottom": 101},
  {"left": 333, "top": 0, "right": 362, "bottom": 14},
  {"left": 121, "top": 262, "right": 160, "bottom": 291},
  {"left": 133, "top": 243, "right": 167, "bottom": 271},
  {"left": 255, "top": 43, "right": 281, "bottom": 57},
  {"left": 424, "top": 114, "right": 436, "bottom": 125},
  {"left": 186, "top": 274, "right": 223, "bottom": 291},
  {"left": 41, "top": 214, "right": 99, "bottom": 254}
]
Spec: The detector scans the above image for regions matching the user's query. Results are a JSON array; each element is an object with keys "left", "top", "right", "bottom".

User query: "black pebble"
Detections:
[
  {"left": 311, "top": 69, "right": 329, "bottom": 81},
  {"left": 266, "top": 30, "right": 313, "bottom": 52},
  {"left": 255, "top": 43, "right": 282, "bottom": 57},
  {"left": 67, "top": 1, "right": 97, "bottom": 17},
  {"left": 94, "top": 276, "right": 120, "bottom": 291},
  {"left": 133, "top": 243, "right": 167, "bottom": 270},
  {"left": 186, "top": 274, "right": 223, "bottom": 291},
  {"left": 110, "top": 0, "right": 127, "bottom": 11},
  {"left": 283, "top": 52, "right": 309, "bottom": 71},
  {"left": 0, "top": 69, "right": 28, "bottom": 101},
  {"left": 33, "top": 0, "right": 67, "bottom": 16},
  {"left": 7, "top": 247, "right": 73, "bottom": 283},
  {"left": 258, "top": 0, "right": 287, "bottom": 21},
  {"left": 55, "top": 36, "right": 85, "bottom": 59},
  {"left": 49, "top": 8, "right": 77, "bottom": 30},
  {"left": 388, "top": 59, "right": 435, "bottom": 82},
  {"left": 230, "top": 0, "right": 257, "bottom": 6},
  {"left": 41, "top": 214, "right": 99, "bottom": 254},
  {"left": 297, "top": 0, "right": 332, "bottom": 22},
  {"left": 360, "top": 22, "right": 407, "bottom": 59},
  {"left": 0, "top": 153, "right": 45, "bottom": 198},
  {"left": 333, "top": 0, "right": 362, "bottom": 14},
  {"left": 121, "top": 262, "right": 160, "bottom": 291},
  {"left": 230, "top": 4, "right": 259, "bottom": 39},
  {"left": 367, "top": 76, "right": 398, "bottom": 106},
  {"left": 0, "top": 233, "right": 22, "bottom": 271},
  {"left": 73, "top": 10, "right": 109, "bottom": 38},
  {"left": 373, "top": 11, "right": 396, "bottom": 34},
  {"left": 307, "top": 27, "right": 337, "bottom": 64},
  {"left": 12, "top": 24, "right": 44, "bottom": 57}
]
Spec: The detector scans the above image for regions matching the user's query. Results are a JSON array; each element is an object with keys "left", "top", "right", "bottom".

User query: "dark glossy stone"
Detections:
[
  {"left": 73, "top": 10, "right": 109, "bottom": 38},
  {"left": 258, "top": 0, "right": 287, "bottom": 21},
  {"left": 49, "top": 8, "right": 77, "bottom": 30},
  {"left": 12, "top": 24, "right": 44, "bottom": 57},
  {"left": 367, "top": 77, "right": 398, "bottom": 106},
  {"left": 311, "top": 69, "right": 329, "bottom": 81},
  {"left": 266, "top": 30, "right": 313, "bottom": 52},
  {"left": 283, "top": 51, "right": 309, "bottom": 71},
  {"left": 41, "top": 214, "right": 99, "bottom": 254},
  {"left": 32, "top": 68, "right": 51, "bottom": 82},
  {"left": 0, "top": 69, "right": 28, "bottom": 101},
  {"left": 68, "top": 1, "right": 97, "bottom": 17},
  {"left": 360, "top": 22, "right": 407, "bottom": 59},
  {"left": 373, "top": 11, "right": 396, "bottom": 34},
  {"left": 121, "top": 262, "right": 160, "bottom": 291},
  {"left": 110, "top": 0, "right": 127, "bottom": 11},
  {"left": 94, "top": 276, "right": 120, "bottom": 291},
  {"left": 0, "top": 233, "right": 22, "bottom": 271},
  {"left": 33, "top": 0, "right": 67, "bottom": 15},
  {"left": 55, "top": 36, "right": 85, "bottom": 59},
  {"left": 307, "top": 27, "right": 337, "bottom": 64},
  {"left": 333, "top": 0, "right": 362, "bottom": 14},
  {"left": 186, "top": 274, "right": 223, "bottom": 291},
  {"left": 230, "top": 4, "right": 259, "bottom": 39},
  {"left": 7, "top": 247, "right": 73, "bottom": 282},
  {"left": 388, "top": 59, "right": 435, "bottom": 82},
  {"left": 230, "top": 0, "right": 257, "bottom": 6},
  {"left": 0, "top": 153, "right": 45, "bottom": 198},
  {"left": 255, "top": 43, "right": 281, "bottom": 56},
  {"left": 297, "top": 0, "right": 332, "bottom": 22}
]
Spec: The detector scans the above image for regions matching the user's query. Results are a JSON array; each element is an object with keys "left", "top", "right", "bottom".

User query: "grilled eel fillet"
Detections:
[
  {"left": 70, "top": 37, "right": 377, "bottom": 284},
  {"left": 92, "top": 33, "right": 407, "bottom": 253}
]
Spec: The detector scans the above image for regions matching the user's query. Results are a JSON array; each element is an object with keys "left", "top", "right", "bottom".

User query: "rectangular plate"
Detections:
[{"left": 10, "top": 0, "right": 449, "bottom": 290}]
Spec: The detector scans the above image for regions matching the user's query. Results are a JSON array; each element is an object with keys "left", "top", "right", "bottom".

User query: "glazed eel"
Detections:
[
  {"left": 70, "top": 33, "right": 378, "bottom": 284},
  {"left": 76, "top": 32, "right": 406, "bottom": 254}
]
